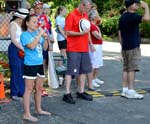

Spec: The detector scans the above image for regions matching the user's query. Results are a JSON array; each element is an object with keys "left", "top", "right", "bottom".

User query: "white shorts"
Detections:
[{"left": 89, "top": 44, "right": 103, "bottom": 68}]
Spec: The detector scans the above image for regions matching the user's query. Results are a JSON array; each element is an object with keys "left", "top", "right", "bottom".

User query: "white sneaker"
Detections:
[
  {"left": 126, "top": 91, "right": 144, "bottom": 99},
  {"left": 120, "top": 91, "right": 128, "bottom": 98},
  {"left": 92, "top": 80, "right": 100, "bottom": 88},
  {"left": 94, "top": 78, "right": 104, "bottom": 85}
]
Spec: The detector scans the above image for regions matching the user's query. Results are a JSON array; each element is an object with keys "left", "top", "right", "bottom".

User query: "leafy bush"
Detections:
[
  {"left": 0, "top": 52, "right": 10, "bottom": 77},
  {"left": 140, "top": 22, "right": 150, "bottom": 38},
  {"left": 27, "top": 0, "right": 150, "bottom": 38},
  {"left": 100, "top": 16, "right": 119, "bottom": 36}
]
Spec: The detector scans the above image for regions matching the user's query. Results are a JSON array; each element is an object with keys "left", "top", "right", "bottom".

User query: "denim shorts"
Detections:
[
  {"left": 122, "top": 47, "right": 141, "bottom": 72},
  {"left": 66, "top": 52, "right": 92, "bottom": 76}
]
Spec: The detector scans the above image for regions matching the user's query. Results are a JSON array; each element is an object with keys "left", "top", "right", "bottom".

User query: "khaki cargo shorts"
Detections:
[{"left": 122, "top": 47, "right": 141, "bottom": 72}]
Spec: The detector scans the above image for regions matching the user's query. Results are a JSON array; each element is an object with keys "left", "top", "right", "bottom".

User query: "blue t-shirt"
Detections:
[
  {"left": 119, "top": 12, "right": 142, "bottom": 50},
  {"left": 20, "top": 30, "right": 44, "bottom": 65},
  {"left": 56, "top": 15, "right": 65, "bottom": 41}
]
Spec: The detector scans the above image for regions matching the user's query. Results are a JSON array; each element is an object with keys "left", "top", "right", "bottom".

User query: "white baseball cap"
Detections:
[
  {"left": 79, "top": 18, "right": 91, "bottom": 32},
  {"left": 14, "top": 8, "right": 29, "bottom": 19}
]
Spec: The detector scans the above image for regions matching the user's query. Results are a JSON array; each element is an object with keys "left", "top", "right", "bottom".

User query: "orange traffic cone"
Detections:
[{"left": 0, "top": 73, "right": 10, "bottom": 104}]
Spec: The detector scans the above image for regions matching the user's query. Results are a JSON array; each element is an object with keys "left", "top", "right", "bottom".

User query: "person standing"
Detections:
[
  {"left": 8, "top": 8, "right": 29, "bottom": 100},
  {"left": 21, "top": 14, "right": 51, "bottom": 122},
  {"left": 63, "top": 0, "right": 93, "bottom": 104},
  {"left": 43, "top": 3, "right": 55, "bottom": 44},
  {"left": 119, "top": 0, "right": 150, "bottom": 99},
  {"left": 33, "top": 0, "right": 51, "bottom": 96},
  {"left": 55, "top": 6, "right": 67, "bottom": 57},
  {"left": 88, "top": 9, "right": 104, "bottom": 90}
]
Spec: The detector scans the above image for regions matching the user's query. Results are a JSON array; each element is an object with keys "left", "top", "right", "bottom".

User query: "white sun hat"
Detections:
[
  {"left": 14, "top": 8, "right": 29, "bottom": 19},
  {"left": 79, "top": 18, "right": 91, "bottom": 32},
  {"left": 43, "top": 3, "right": 51, "bottom": 9}
]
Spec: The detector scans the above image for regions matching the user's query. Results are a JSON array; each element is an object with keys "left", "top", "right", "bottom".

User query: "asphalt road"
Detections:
[{"left": 0, "top": 41, "right": 150, "bottom": 124}]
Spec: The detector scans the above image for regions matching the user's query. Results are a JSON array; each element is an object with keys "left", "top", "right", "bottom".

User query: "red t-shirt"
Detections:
[
  {"left": 90, "top": 23, "right": 103, "bottom": 44},
  {"left": 65, "top": 8, "right": 89, "bottom": 52}
]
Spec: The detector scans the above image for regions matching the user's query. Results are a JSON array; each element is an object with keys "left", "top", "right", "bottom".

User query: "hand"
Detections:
[
  {"left": 140, "top": 1, "right": 148, "bottom": 9},
  {"left": 43, "top": 32, "right": 48, "bottom": 37},
  {"left": 38, "top": 28, "right": 45, "bottom": 36},
  {"left": 39, "top": 21, "right": 45, "bottom": 28},
  {"left": 89, "top": 44, "right": 96, "bottom": 52},
  {"left": 64, "top": 35, "right": 67, "bottom": 39},
  {"left": 80, "top": 30, "right": 89, "bottom": 35}
]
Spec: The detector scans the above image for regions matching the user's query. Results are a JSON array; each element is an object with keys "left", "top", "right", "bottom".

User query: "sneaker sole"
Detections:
[
  {"left": 62, "top": 98, "right": 76, "bottom": 104},
  {"left": 121, "top": 95, "right": 144, "bottom": 100},
  {"left": 126, "top": 97, "right": 144, "bottom": 100}
]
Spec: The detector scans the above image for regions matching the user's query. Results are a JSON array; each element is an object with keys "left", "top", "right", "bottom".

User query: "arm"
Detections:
[
  {"left": 91, "top": 30, "right": 102, "bottom": 40},
  {"left": 65, "top": 14, "right": 89, "bottom": 36},
  {"left": 10, "top": 23, "right": 24, "bottom": 51},
  {"left": 65, "top": 30, "right": 88, "bottom": 36},
  {"left": 58, "top": 25, "right": 67, "bottom": 39},
  {"left": 43, "top": 35, "right": 49, "bottom": 51},
  {"left": 91, "top": 25, "right": 102, "bottom": 40},
  {"left": 141, "top": 1, "right": 150, "bottom": 21},
  {"left": 88, "top": 32, "right": 95, "bottom": 52},
  {"left": 118, "top": 30, "right": 122, "bottom": 45},
  {"left": 26, "top": 28, "right": 45, "bottom": 50}
]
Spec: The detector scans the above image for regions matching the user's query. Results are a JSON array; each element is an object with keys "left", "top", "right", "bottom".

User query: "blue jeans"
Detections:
[{"left": 8, "top": 43, "right": 25, "bottom": 97}]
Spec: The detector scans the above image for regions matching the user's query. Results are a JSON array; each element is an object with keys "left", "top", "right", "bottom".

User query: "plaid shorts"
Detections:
[{"left": 122, "top": 47, "right": 141, "bottom": 72}]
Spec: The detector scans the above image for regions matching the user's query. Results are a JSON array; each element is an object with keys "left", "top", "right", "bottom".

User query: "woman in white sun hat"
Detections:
[{"left": 8, "top": 8, "right": 29, "bottom": 101}]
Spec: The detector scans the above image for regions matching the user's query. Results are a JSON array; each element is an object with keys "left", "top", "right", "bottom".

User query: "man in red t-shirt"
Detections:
[{"left": 63, "top": 0, "right": 93, "bottom": 104}]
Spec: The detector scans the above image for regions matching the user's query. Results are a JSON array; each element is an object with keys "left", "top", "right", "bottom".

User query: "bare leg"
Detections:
[
  {"left": 93, "top": 68, "right": 99, "bottom": 79},
  {"left": 87, "top": 72, "right": 93, "bottom": 89},
  {"left": 65, "top": 75, "right": 72, "bottom": 94},
  {"left": 23, "top": 79, "right": 38, "bottom": 122},
  {"left": 122, "top": 71, "right": 128, "bottom": 88},
  {"left": 76, "top": 76, "right": 80, "bottom": 88},
  {"left": 35, "top": 77, "right": 51, "bottom": 115},
  {"left": 128, "top": 71, "right": 135, "bottom": 89},
  {"left": 79, "top": 74, "right": 86, "bottom": 93},
  {"left": 61, "top": 49, "right": 67, "bottom": 57}
]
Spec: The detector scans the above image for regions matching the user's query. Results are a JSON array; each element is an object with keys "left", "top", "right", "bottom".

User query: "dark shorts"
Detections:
[
  {"left": 23, "top": 64, "right": 45, "bottom": 79},
  {"left": 122, "top": 47, "right": 141, "bottom": 72},
  {"left": 58, "top": 40, "right": 67, "bottom": 49},
  {"left": 66, "top": 52, "right": 92, "bottom": 76}
]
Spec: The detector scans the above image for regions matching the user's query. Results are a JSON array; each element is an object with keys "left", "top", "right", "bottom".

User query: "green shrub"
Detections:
[
  {"left": 140, "top": 22, "right": 150, "bottom": 38},
  {"left": 100, "top": 16, "right": 119, "bottom": 36}
]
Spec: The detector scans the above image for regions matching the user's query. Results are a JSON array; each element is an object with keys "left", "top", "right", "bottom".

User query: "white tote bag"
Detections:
[{"left": 48, "top": 51, "right": 59, "bottom": 89}]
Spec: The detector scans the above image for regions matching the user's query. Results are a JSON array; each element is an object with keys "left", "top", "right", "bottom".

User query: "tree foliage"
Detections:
[{"left": 27, "top": 0, "right": 150, "bottom": 38}]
